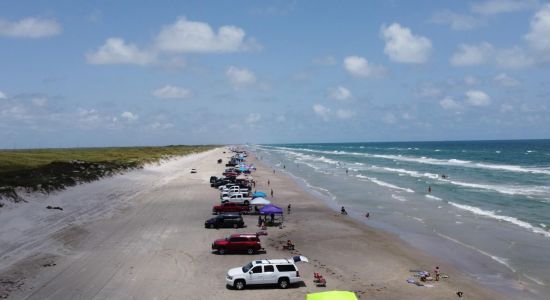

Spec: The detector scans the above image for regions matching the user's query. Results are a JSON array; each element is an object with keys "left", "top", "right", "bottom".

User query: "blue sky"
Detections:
[{"left": 1, "top": 0, "right": 550, "bottom": 148}]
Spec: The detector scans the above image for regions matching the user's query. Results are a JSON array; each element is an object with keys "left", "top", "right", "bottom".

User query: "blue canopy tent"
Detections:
[{"left": 253, "top": 191, "right": 267, "bottom": 198}]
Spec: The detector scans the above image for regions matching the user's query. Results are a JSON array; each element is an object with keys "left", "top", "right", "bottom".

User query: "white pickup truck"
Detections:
[
  {"left": 221, "top": 193, "right": 252, "bottom": 205},
  {"left": 222, "top": 186, "right": 249, "bottom": 194}
]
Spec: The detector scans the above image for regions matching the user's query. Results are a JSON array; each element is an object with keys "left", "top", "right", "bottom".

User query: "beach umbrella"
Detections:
[
  {"left": 259, "top": 204, "right": 283, "bottom": 215},
  {"left": 250, "top": 197, "right": 271, "bottom": 205},
  {"left": 306, "top": 291, "right": 358, "bottom": 300},
  {"left": 253, "top": 191, "right": 267, "bottom": 198}
]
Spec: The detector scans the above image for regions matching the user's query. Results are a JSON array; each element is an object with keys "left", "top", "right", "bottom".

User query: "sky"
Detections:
[{"left": 1, "top": 0, "right": 550, "bottom": 148}]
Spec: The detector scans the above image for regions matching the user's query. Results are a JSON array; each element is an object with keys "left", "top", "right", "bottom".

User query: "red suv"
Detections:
[{"left": 212, "top": 233, "right": 263, "bottom": 255}]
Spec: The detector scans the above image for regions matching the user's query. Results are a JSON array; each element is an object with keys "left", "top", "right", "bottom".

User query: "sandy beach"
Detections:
[{"left": 0, "top": 147, "right": 506, "bottom": 299}]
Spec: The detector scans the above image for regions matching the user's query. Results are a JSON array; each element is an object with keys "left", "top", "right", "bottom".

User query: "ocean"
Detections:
[{"left": 251, "top": 140, "right": 550, "bottom": 299}]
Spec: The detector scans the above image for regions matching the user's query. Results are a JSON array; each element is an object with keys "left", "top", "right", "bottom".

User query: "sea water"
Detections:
[{"left": 251, "top": 140, "right": 550, "bottom": 299}]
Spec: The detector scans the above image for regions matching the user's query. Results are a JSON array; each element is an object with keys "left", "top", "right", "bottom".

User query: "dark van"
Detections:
[{"left": 205, "top": 213, "right": 244, "bottom": 229}]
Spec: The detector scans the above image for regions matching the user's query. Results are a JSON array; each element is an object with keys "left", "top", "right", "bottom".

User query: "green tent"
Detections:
[{"left": 306, "top": 291, "right": 358, "bottom": 300}]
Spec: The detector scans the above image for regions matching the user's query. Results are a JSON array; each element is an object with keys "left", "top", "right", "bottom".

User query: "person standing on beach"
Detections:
[
  {"left": 346, "top": 169, "right": 349, "bottom": 175},
  {"left": 428, "top": 185, "right": 432, "bottom": 193},
  {"left": 434, "top": 266, "right": 440, "bottom": 281},
  {"left": 268, "top": 179, "right": 270, "bottom": 186},
  {"left": 271, "top": 189, "right": 274, "bottom": 198},
  {"left": 287, "top": 204, "right": 291, "bottom": 214},
  {"left": 365, "top": 212, "right": 370, "bottom": 218}
]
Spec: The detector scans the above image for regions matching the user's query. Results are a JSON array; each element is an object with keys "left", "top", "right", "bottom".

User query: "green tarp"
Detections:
[{"left": 306, "top": 291, "right": 358, "bottom": 300}]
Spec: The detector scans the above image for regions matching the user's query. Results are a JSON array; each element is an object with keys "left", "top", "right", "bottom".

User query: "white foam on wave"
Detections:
[
  {"left": 425, "top": 194, "right": 443, "bottom": 201},
  {"left": 391, "top": 194, "right": 407, "bottom": 202},
  {"left": 356, "top": 175, "right": 414, "bottom": 193},
  {"left": 378, "top": 165, "right": 550, "bottom": 198},
  {"left": 448, "top": 202, "right": 550, "bottom": 238},
  {"left": 435, "top": 232, "right": 516, "bottom": 273}
]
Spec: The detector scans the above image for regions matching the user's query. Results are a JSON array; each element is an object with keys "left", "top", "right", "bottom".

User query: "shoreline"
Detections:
[{"left": 246, "top": 151, "right": 509, "bottom": 299}]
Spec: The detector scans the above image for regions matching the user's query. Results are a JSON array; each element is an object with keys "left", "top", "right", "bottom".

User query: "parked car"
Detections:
[
  {"left": 226, "top": 256, "right": 309, "bottom": 290},
  {"left": 221, "top": 186, "right": 250, "bottom": 194},
  {"left": 212, "top": 233, "right": 263, "bottom": 255},
  {"left": 210, "top": 176, "right": 218, "bottom": 184},
  {"left": 191, "top": 168, "right": 197, "bottom": 173},
  {"left": 213, "top": 202, "right": 251, "bottom": 214},
  {"left": 205, "top": 213, "right": 244, "bottom": 229},
  {"left": 221, "top": 193, "right": 252, "bottom": 205},
  {"left": 212, "top": 179, "right": 233, "bottom": 188}
]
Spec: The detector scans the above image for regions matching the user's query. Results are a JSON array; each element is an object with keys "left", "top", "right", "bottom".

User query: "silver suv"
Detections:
[{"left": 226, "top": 256, "right": 308, "bottom": 290}]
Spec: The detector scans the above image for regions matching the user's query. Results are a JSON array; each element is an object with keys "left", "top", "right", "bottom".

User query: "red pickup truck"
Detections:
[{"left": 213, "top": 202, "right": 251, "bottom": 214}]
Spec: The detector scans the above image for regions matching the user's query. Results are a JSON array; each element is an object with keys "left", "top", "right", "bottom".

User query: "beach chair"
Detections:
[{"left": 313, "top": 273, "right": 327, "bottom": 287}]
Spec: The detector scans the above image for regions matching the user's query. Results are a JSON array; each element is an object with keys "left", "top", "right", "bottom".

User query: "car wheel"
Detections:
[
  {"left": 247, "top": 248, "right": 254, "bottom": 255},
  {"left": 219, "top": 248, "right": 225, "bottom": 255},
  {"left": 210, "top": 224, "right": 215, "bottom": 229},
  {"left": 278, "top": 278, "right": 289, "bottom": 289},
  {"left": 234, "top": 279, "right": 245, "bottom": 290},
  {"left": 233, "top": 223, "right": 238, "bottom": 229}
]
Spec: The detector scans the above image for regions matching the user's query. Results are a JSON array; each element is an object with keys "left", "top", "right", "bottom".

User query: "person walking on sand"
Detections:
[
  {"left": 287, "top": 204, "right": 291, "bottom": 214},
  {"left": 434, "top": 266, "right": 440, "bottom": 281},
  {"left": 346, "top": 168, "right": 349, "bottom": 175},
  {"left": 271, "top": 189, "right": 274, "bottom": 198},
  {"left": 365, "top": 212, "right": 370, "bottom": 218},
  {"left": 428, "top": 185, "right": 432, "bottom": 193},
  {"left": 268, "top": 179, "right": 270, "bottom": 186}
]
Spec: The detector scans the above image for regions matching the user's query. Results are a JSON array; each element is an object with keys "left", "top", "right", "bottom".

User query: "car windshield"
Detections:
[{"left": 242, "top": 262, "right": 253, "bottom": 273}]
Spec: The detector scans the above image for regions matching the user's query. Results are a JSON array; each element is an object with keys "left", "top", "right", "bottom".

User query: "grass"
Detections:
[{"left": 0, "top": 145, "right": 214, "bottom": 202}]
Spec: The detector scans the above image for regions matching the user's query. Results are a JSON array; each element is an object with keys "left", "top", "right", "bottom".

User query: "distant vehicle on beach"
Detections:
[
  {"left": 225, "top": 256, "right": 309, "bottom": 290},
  {"left": 221, "top": 193, "right": 252, "bottom": 205},
  {"left": 190, "top": 168, "right": 197, "bottom": 173},
  {"left": 212, "top": 233, "right": 263, "bottom": 255},
  {"left": 205, "top": 213, "right": 244, "bottom": 229},
  {"left": 213, "top": 202, "right": 251, "bottom": 214}
]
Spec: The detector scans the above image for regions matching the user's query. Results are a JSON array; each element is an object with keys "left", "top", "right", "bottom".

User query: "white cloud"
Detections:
[
  {"left": 343, "top": 56, "right": 385, "bottom": 77},
  {"left": 86, "top": 38, "right": 155, "bottom": 65},
  {"left": 494, "top": 73, "right": 521, "bottom": 87},
  {"left": 450, "top": 42, "right": 494, "bottom": 66},
  {"left": 245, "top": 113, "right": 261, "bottom": 124},
  {"left": 500, "top": 104, "right": 515, "bottom": 113},
  {"left": 313, "top": 56, "right": 337, "bottom": 65},
  {"left": 431, "top": 10, "right": 479, "bottom": 31},
  {"left": 495, "top": 46, "right": 534, "bottom": 68},
  {"left": 380, "top": 23, "right": 432, "bottom": 64},
  {"left": 154, "top": 17, "right": 255, "bottom": 53},
  {"left": 382, "top": 112, "right": 397, "bottom": 124},
  {"left": 152, "top": 85, "right": 191, "bottom": 99},
  {"left": 465, "top": 90, "right": 491, "bottom": 106},
  {"left": 525, "top": 4, "right": 550, "bottom": 61},
  {"left": 149, "top": 121, "right": 174, "bottom": 130},
  {"left": 336, "top": 109, "right": 354, "bottom": 119},
  {"left": 0, "top": 91, "right": 6, "bottom": 99},
  {"left": 440, "top": 96, "right": 462, "bottom": 110},
  {"left": 471, "top": 0, "right": 539, "bottom": 15},
  {"left": 329, "top": 86, "right": 353, "bottom": 101},
  {"left": 464, "top": 75, "right": 480, "bottom": 85},
  {"left": 414, "top": 83, "right": 441, "bottom": 98},
  {"left": 313, "top": 104, "right": 331, "bottom": 121},
  {"left": 226, "top": 66, "right": 256, "bottom": 88},
  {"left": 31, "top": 97, "right": 47, "bottom": 107},
  {"left": 121, "top": 111, "right": 138, "bottom": 122},
  {"left": 0, "top": 17, "right": 61, "bottom": 38}
]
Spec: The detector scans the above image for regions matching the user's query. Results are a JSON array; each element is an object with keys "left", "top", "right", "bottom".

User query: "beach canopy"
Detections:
[
  {"left": 259, "top": 204, "right": 283, "bottom": 215},
  {"left": 306, "top": 291, "right": 358, "bottom": 300},
  {"left": 250, "top": 197, "right": 271, "bottom": 205},
  {"left": 253, "top": 191, "right": 267, "bottom": 198}
]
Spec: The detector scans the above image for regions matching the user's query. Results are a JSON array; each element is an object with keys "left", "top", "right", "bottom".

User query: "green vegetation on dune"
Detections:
[{"left": 0, "top": 145, "right": 214, "bottom": 203}]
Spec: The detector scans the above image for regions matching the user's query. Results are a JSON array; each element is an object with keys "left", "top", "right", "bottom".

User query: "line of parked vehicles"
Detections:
[{"left": 205, "top": 149, "right": 308, "bottom": 291}]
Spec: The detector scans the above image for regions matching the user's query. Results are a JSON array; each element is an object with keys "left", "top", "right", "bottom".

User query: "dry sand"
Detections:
[{"left": 0, "top": 147, "right": 506, "bottom": 299}]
